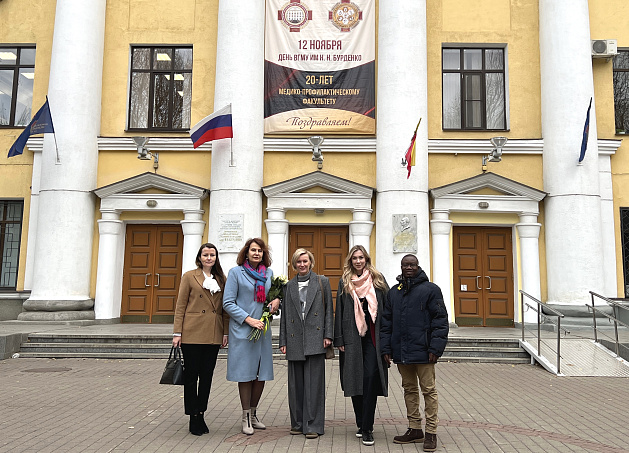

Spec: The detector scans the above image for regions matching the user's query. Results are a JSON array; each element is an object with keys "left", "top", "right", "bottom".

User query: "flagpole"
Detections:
[
  {"left": 229, "top": 136, "right": 235, "bottom": 167},
  {"left": 53, "top": 133, "right": 60, "bottom": 164},
  {"left": 46, "top": 96, "right": 61, "bottom": 164}
]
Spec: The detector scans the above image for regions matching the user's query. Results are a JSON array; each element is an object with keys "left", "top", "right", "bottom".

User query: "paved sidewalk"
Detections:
[{"left": 1, "top": 357, "right": 628, "bottom": 452}]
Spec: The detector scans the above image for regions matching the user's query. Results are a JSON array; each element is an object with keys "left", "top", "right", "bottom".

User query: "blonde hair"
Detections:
[
  {"left": 291, "top": 248, "right": 315, "bottom": 271},
  {"left": 342, "top": 245, "right": 388, "bottom": 294}
]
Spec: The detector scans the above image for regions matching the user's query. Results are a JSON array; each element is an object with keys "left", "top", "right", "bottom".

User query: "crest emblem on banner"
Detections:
[
  {"left": 329, "top": 1, "right": 363, "bottom": 32},
  {"left": 278, "top": 1, "right": 312, "bottom": 32}
]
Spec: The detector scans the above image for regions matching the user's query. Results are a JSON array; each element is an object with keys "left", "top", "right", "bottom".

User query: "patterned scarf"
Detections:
[
  {"left": 243, "top": 260, "right": 267, "bottom": 303},
  {"left": 350, "top": 272, "right": 378, "bottom": 337}
]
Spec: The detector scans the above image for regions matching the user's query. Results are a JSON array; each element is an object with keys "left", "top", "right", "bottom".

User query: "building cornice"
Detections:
[{"left": 24, "top": 137, "right": 623, "bottom": 155}]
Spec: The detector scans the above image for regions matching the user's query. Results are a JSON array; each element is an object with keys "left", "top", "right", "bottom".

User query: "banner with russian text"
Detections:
[{"left": 265, "top": 0, "right": 375, "bottom": 134}]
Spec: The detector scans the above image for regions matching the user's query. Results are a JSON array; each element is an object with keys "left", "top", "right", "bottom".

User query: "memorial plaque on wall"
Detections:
[
  {"left": 264, "top": 0, "right": 375, "bottom": 134},
  {"left": 392, "top": 214, "right": 417, "bottom": 253},
  {"left": 218, "top": 214, "right": 244, "bottom": 252}
]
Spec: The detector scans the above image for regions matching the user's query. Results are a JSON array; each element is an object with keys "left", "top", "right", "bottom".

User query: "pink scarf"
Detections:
[{"left": 350, "top": 272, "right": 378, "bottom": 337}]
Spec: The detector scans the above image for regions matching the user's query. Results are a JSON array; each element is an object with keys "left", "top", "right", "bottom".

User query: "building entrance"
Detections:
[
  {"left": 121, "top": 225, "right": 183, "bottom": 323},
  {"left": 288, "top": 225, "right": 349, "bottom": 310},
  {"left": 453, "top": 226, "right": 514, "bottom": 327}
]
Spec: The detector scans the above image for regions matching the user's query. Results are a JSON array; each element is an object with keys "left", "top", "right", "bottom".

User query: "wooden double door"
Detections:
[
  {"left": 289, "top": 225, "right": 349, "bottom": 311},
  {"left": 121, "top": 225, "right": 183, "bottom": 323},
  {"left": 453, "top": 226, "right": 514, "bottom": 327}
]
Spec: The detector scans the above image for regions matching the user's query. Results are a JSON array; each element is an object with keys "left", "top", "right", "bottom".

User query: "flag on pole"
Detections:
[
  {"left": 404, "top": 118, "right": 421, "bottom": 178},
  {"left": 578, "top": 97, "right": 592, "bottom": 164},
  {"left": 189, "top": 104, "right": 233, "bottom": 149},
  {"left": 8, "top": 98, "right": 55, "bottom": 158}
]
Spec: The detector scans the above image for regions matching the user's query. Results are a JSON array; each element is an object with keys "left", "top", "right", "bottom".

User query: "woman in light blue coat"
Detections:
[{"left": 223, "top": 238, "right": 280, "bottom": 435}]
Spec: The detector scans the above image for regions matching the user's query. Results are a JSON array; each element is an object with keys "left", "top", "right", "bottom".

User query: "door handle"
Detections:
[
  {"left": 485, "top": 276, "right": 492, "bottom": 290},
  {"left": 154, "top": 273, "right": 160, "bottom": 287},
  {"left": 476, "top": 276, "right": 481, "bottom": 290},
  {"left": 145, "top": 273, "right": 151, "bottom": 287}
]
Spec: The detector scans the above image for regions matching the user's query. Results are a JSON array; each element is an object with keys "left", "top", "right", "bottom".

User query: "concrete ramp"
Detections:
[{"left": 522, "top": 338, "right": 629, "bottom": 377}]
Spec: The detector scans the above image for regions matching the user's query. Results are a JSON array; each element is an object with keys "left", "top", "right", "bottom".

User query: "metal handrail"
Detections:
[
  {"left": 588, "top": 291, "right": 629, "bottom": 357},
  {"left": 520, "top": 290, "right": 565, "bottom": 374}
]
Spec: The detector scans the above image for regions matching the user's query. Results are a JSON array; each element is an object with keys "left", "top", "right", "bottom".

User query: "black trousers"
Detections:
[
  {"left": 180, "top": 343, "right": 220, "bottom": 415},
  {"left": 351, "top": 335, "right": 381, "bottom": 432}
]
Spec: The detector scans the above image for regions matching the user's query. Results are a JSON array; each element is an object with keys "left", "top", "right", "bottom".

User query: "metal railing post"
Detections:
[
  {"left": 521, "top": 292, "right": 525, "bottom": 342},
  {"left": 591, "top": 292, "right": 598, "bottom": 343},
  {"left": 537, "top": 299, "right": 541, "bottom": 356},
  {"left": 613, "top": 304, "right": 620, "bottom": 356},
  {"left": 556, "top": 316, "right": 561, "bottom": 374}
]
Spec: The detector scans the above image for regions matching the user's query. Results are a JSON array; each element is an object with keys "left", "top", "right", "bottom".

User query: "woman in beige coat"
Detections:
[{"left": 173, "top": 243, "right": 229, "bottom": 436}]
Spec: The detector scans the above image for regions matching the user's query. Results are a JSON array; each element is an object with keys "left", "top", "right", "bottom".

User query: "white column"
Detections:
[
  {"left": 181, "top": 210, "right": 206, "bottom": 274},
  {"left": 94, "top": 210, "right": 123, "bottom": 320},
  {"left": 349, "top": 208, "right": 374, "bottom": 253},
  {"left": 430, "top": 209, "right": 453, "bottom": 323},
  {"left": 539, "top": 0, "right": 604, "bottom": 305},
  {"left": 599, "top": 155, "right": 617, "bottom": 297},
  {"left": 265, "top": 208, "right": 289, "bottom": 277},
  {"left": 376, "top": 0, "right": 429, "bottom": 284},
  {"left": 208, "top": 0, "right": 265, "bottom": 271},
  {"left": 516, "top": 213, "right": 542, "bottom": 324},
  {"left": 20, "top": 0, "right": 106, "bottom": 321},
  {"left": 23, "top": 148, "right": 42, "bottom": 291}
]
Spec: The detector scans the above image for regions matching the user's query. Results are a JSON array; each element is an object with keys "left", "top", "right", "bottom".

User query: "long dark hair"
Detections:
[
  {"left": 195, "top": 243, "right": 226, "bottom": 289},
  {"left": 236, "top": 237, "right": 272, "bottom": 268}
]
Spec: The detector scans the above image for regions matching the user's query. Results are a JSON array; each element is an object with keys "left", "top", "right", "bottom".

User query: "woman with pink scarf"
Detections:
[{"left": 334, "top": 245, "right": 390, "bottom": 447}]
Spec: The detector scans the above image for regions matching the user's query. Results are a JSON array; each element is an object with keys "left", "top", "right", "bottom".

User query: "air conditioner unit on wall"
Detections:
[{"left": 591, "top": 39, "right": 618, "bottom": 58}]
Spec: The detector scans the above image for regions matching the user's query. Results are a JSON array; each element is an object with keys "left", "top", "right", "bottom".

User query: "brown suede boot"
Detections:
[
  {"left": 393, "top": 428, "right": 424, "bottom": 444},
  {"left": 423, "top": 432, "right": 437, "bottom": 451}
]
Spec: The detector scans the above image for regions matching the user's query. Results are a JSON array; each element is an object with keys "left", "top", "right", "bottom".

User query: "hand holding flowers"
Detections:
[{"left": 248, "top": 275, "right": 288, "bottom": 342}]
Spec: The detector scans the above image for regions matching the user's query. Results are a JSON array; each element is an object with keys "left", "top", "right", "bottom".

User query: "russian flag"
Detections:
[{"left": 189, "top": 104, "right": 233, "bottom": 149}]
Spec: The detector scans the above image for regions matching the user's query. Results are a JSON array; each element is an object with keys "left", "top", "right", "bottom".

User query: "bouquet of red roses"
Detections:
[{"left": 248, "top": 274, "right": 288, "bottom": 342}]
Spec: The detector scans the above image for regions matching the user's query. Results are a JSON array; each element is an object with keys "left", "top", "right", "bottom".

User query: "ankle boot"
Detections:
[
  {"left": 199, "top": 412, "right": 209, "bottom": 434},
  {"left": 250, "top": 406, "right": 266, "bottom": 429},
  {"left": 189, "top": 414, "right": 203, "bottom": 436},
  {"left": 242, "top": 409, "right": 254, "bottom": 435}
]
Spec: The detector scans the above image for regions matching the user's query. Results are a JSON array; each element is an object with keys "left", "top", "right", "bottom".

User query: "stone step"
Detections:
[
  {"left": 445, "top": 339, "right": 522, "bottom": 348},
  {"left": 19, "top": 335, "right": 530, "bottom": 362},
  {"left": 441, "top": 356, "right": 530, "bottom": 364},
  {"left": 24, "top": 333, "right": 281, "bottom": 344},
  {"left": 16, "top": 351, "right": 289, "bottom": 360},
  {"left": 18, "top": 342, "right": 290, "bottom": 355},
  {"left": 442, "top": 348, "right": 529, "bottom": 359}
]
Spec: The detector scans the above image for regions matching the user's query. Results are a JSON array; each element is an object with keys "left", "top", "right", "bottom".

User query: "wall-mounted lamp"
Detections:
[
  {"left": 133, "top": 136, "right": 159, "bottom": 170},
  {"left": 308, "top": 135, "right": 324, "bottom": 170},
  {"left": 482, "top": 136, "right": 508, "bottom": 171}
]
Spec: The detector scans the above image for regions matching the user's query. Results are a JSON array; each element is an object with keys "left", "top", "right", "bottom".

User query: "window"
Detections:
[
  {"left": 614, "top": 50, "right": 629, "bottom": 134},
  {"left": 0, "top": 201, "right": 23, "bottom": 290},
  {"left": 442, "top": 47, "right": 506, "bottom": 130},
  {"left": 0, "top": 46, "right": 36, "bottom": 127},
  {"left": 128, "top": 46, "right": 192, "bottom": 131}
]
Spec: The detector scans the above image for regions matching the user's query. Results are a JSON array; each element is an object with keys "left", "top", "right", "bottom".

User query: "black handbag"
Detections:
[{"left": 159, "top": 346, "right": 184, "bottom": 385}]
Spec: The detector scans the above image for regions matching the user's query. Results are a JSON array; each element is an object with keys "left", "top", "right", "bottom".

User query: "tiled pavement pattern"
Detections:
[{"left": 1, "top": 358, "right": 628, "bottom": 452}]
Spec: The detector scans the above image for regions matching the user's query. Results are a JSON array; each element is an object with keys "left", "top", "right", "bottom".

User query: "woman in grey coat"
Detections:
[
  {"left": 279, "top": 248, "right": 334, "bottom": 439},
  {"left": 223, "top": 238, "right": 280, "bottom": 435},
  {"left": 334, "top": 245, "right": 389, "bottom": 447}
]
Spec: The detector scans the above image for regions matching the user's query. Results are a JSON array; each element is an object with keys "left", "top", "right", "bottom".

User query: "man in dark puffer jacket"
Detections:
[{"left": 381, "top": 254, "right": 449, "bottom": 452}]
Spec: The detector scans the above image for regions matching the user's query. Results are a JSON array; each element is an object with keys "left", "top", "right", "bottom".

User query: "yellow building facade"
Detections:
[{"left": 0, "top": 0, "right": 627, "bottom": 327}]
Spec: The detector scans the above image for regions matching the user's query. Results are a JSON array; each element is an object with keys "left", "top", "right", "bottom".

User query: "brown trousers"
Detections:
[{"left": 397, "top": 363, "right": 439, "bottom": 434}]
